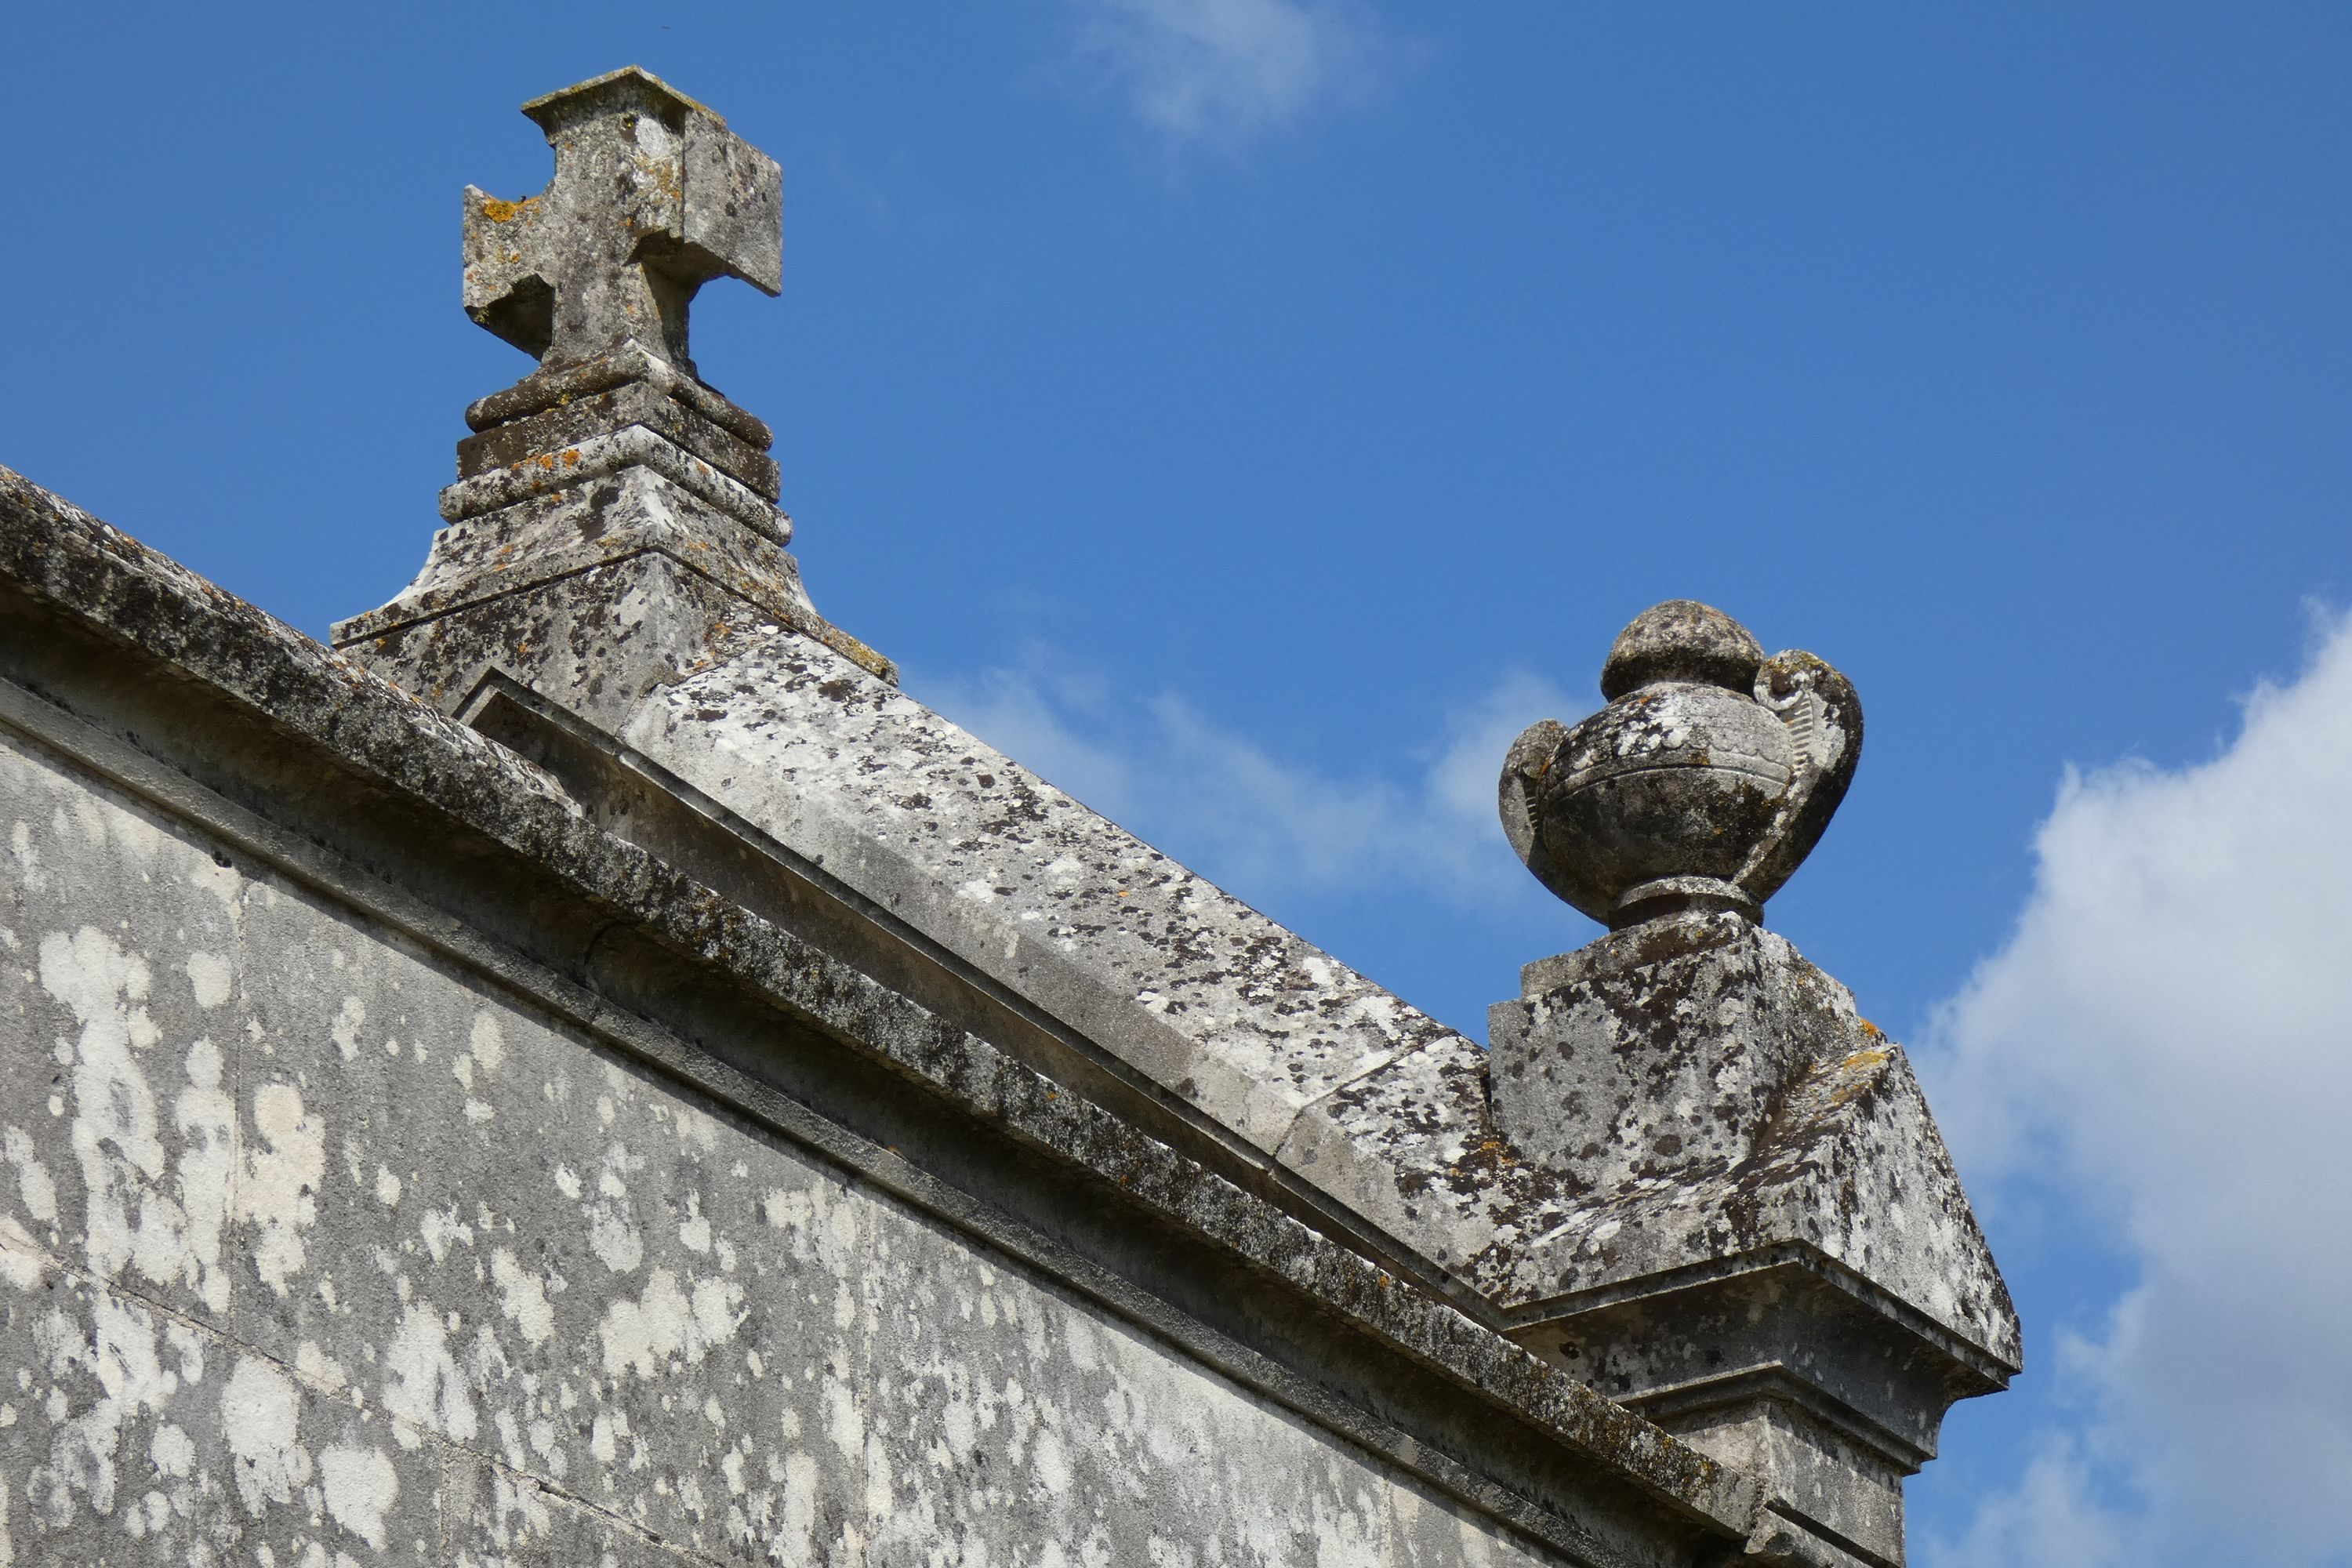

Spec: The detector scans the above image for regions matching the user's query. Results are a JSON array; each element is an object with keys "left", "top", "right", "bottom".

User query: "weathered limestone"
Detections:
[
  {"left": 2, "top": 463, "right": 1792, "bottom": 1568},
  {"left": 1500, "top": 601, "right": 1861, "bottom": 930},
  {"left": 1488, "top": 916, "right": 2014, "bottom": 1565},
  {"left": 337, "top": 68, "right": 1489, "bottom": 1308},
  {"left": 1486, "top": 607, "right": 2017, "bottom": 1566},
  {"left": 342, "top": 68, "right": 2013, "bottom": 1563},
  {"left": 2, "top": 65, "right": 2020, "bottom": 1568},
  {"left": 461, "top": 65, "right": 780, "bottom": 376},
  {"left": 336, "top": 65, "right": 888, "bottom": 721},
  {"left": 0, "top": 722, "right": 1606, "bottom": 1566}
]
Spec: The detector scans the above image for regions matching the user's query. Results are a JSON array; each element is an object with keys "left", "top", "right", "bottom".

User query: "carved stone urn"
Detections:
[{"left": 1500, "top": 600, "right": 1860, "bottom": 927}]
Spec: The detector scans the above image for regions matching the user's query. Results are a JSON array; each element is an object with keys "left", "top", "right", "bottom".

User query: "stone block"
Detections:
[{"left": 1488, "top": 912, "right": 2018, "bottom": 1566}]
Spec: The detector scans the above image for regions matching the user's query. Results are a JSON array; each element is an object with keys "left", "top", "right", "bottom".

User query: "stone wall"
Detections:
[{"left": 0, "top": 728, "right": 1565, "bottom": 1566}]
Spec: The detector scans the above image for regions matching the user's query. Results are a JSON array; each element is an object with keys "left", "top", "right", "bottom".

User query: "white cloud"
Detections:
[
  {"left": 916, "top": 649, "right": 1571, "bottom": 906},
  {"left": 1922, "top": 608, "right": 2352, "bottom": 1567},
  {"left": 1068, "top": 0, "right": 1392, "bottom": 150},
  {"left": 1929, "top": 1438, "right": 2132, "bottom": 1568}
]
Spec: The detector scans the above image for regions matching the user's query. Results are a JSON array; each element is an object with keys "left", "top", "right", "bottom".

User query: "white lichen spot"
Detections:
[
  {"left": 673, "top": 1102, "right": 720, "bottom": 1152},
  {"left": 241, "top": 1083, "right": 325, "bottom": 1294},
  {"left": 584, "top": 1145, "right": 644, "bottom": 1275},
  {"left": 43, "top": 927, "right": 237, "bottom": 1312},
  {"left": 164, "top": 1319, "right": 206, "bottom": 1386},
  {"left": 597, "top": 1267, "right": 743, "bottom": 1379},
  {"left": 185, "top": 1036, "right": 221, "bottom": 1091},
  {"left": 295, "top": 1341, "right": 347, "bottom": 1395},
  {"left": 328, "top": 993, "right": 365, "bottom": 1058},
  {"left": 588, "top": 1408, "right": 626, "bottom": 1464},
  {"left": 150, "top": 1422, "right": 195, "bottom": 1479},
  {"left": 1, "top": 1128, "right": 57, "bottom": 1225},
  {"left": 678, "top": 1191, "right": 712, "bottom": 1254},
  {"left": 528, "top": 1416, "right": 563, "bottom": 1474},
  {"left": 318, "top": 1443, "right": 397, "bottom": 1551},
  {"left": 29, "top": 1285, "right": 185, "bottom": 1523},
  {"left": 185, "top": 951, "right": 235, "bottom": 1011},
  {"left": 9, "top": 821, "right": 44, "bottom": 894},
  {"left": 381, "top": 1301, "right": 475, "bottom": 1448},
  {"left": 222, "top": 1355, "right": 311, "bottom": 1513},
  {"left": 469, "top": 1012, "right": 506, "bottom": 1076},
  {"left": 1030, "top": 1424, "right": 1073, "bottom": 1496},
  {"left": 493, "top": 1408, "right": 528, "bottom": 1468},
  {"left": 823, "top": 1372, "right": 862, "bottom": 1461},
  {"left": 782, "top": 1452, "right": 819, "bottom": 1562},
  {"left": 490, "top": 1249, "right": 555, "bottom": 1348},
  {"left": 374, "top": 1167, "right": 402, "bottom": 1207},
  {"left": 419, "top": 1205, "right": 473, "bottom": 1265},
  {"left": 0, "top": 1216, "right": 44, "bottom": 1290},
  {"left": 863, "top": 1432, "right": 896, "bottom": 1526},
  {"left": 552, "top": 1164, "right": 581, "bottom": 1200}
]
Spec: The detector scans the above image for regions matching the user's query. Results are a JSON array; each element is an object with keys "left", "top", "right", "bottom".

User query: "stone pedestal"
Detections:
[
  {"left": 1490, "top": 913, "right": 2019, "bottom": 1567},
  {"left": 332, "top": 342, "right": 889, "bottom": 724}
]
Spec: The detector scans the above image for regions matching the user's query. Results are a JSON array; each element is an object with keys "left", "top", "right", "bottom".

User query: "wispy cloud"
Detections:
[
  {"left": 1929, "top": 1437, "right": 2132, "bottom": 1568},
  {"left": 1066, "top": 0, "right": 1395, "bottom": 151},
  {"left": 1921, "top": 606, "right": 2352, "bottom": 1566},
  {"left": 916, "top": 647, "right": 1572, "bottom": 906}
]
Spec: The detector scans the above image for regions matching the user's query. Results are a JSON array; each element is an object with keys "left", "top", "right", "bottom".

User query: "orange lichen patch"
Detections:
[
  {"left": 561, "top": 448, "right": 581, "bottom": 466},
  {"left": 1821, "top": 1047, "right": 1896, "bottom": 1104},
  {"left": 1451, "top": 1135, "right": 1522, "bottom": 1177},
  {"left": 477, "top": 195, "right": 537, "bottom": 223}
]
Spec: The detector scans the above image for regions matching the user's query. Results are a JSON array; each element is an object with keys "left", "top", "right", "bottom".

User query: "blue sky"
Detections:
[{"left": 5, "top": 4, "right": 2349, "bottom": 1562}]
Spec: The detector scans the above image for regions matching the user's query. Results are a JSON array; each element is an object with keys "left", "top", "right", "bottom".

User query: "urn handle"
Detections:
[
  {"left": 1736, "top": 649, "right": 1864, "bottom": 906},
  {"left": 1501, "top": 717, "right": 1590, "bottom": 909}
]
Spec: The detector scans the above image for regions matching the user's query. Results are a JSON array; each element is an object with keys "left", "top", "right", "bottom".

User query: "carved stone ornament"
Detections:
[{"left": 1500, "top": 600, "right": 1860, "bottom": 928}]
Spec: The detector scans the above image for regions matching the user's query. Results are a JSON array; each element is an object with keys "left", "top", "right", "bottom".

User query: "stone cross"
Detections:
[{"left": 461, "top": 66, "right": 782, "bottom": 377}]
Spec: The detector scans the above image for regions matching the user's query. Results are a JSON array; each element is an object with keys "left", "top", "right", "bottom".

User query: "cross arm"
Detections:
[{"left": 460, "top": 66, "right": 782, "bottom": 372}]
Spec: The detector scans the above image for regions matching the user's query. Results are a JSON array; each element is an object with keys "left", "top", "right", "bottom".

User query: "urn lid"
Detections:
[{"left": 1598, "top": 599, "right": 1764, "bottom": 699}]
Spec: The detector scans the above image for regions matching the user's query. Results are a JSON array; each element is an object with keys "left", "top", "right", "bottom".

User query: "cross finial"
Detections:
[{"left": 461, "top": 66, "right": 782, "bottom": 377}]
